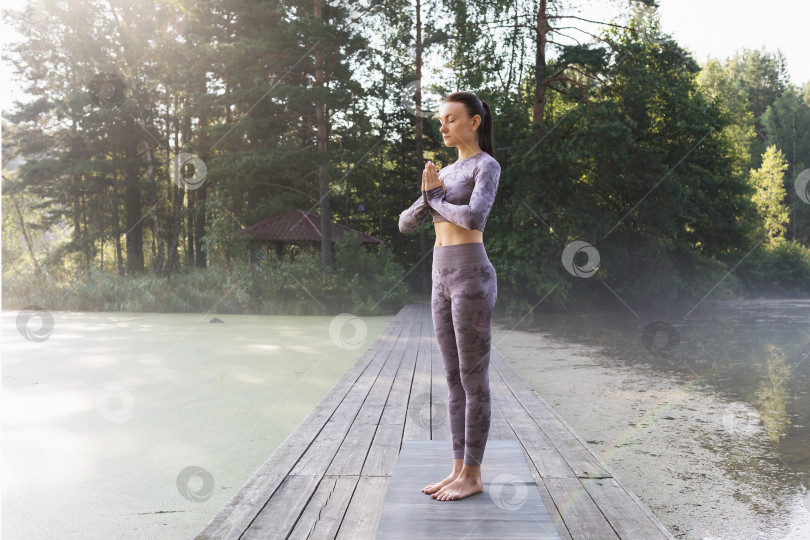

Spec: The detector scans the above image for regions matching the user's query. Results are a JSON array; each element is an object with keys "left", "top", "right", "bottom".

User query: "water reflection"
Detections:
[
  {"left": 507, "top": 298, "right": 810, "bottom": 538},
  {"left": 755, "top": 343, "right": 791, "bottom": 444}
]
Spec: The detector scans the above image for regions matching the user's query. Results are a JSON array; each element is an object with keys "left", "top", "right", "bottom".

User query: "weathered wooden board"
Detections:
[
  {"left": 197, "top": 303, "right": 675, "bottom": 540},
  {"left": 375, "top": 440, "right": 562, "bottom": 539}
]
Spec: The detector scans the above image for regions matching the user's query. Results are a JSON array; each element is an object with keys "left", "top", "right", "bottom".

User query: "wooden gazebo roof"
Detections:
[{"left": 238, "top": 209, "right": 384, "bottom": 244}]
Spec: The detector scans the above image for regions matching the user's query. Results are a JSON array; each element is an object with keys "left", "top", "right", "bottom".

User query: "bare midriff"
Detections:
[{"left": 434, "top": 221, "right": 484, "bottom": 247}]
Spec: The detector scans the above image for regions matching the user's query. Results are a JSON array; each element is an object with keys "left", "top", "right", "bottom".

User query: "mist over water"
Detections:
[{"left": 495, "top": 298, "right": 810, "bottom": 539}]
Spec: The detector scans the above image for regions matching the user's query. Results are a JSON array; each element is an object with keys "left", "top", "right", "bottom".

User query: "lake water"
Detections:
[
  {"left": 3, "top": 300, "right": 808, "bottom": 538},
  {"left": 493, "top": 298, "right": 810, "bottom": 539}
]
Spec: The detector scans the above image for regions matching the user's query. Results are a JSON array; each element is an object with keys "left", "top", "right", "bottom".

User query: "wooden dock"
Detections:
[{"left": 196, "top": 303, "right": 674, "bottom": 539}]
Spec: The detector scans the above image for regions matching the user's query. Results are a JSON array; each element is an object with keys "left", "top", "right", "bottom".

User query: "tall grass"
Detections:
[{"left": 2, "top": 233, "right": 412, "bottom": 316}]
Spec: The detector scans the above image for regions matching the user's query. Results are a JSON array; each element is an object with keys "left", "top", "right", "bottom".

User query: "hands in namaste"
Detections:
[{"left": 422, "top": 161, "right": 444, "bottom": 192}]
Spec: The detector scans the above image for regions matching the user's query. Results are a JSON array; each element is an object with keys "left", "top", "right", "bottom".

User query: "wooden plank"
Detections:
[
  {"left": 245, "top": 307, "right": 420, "bottom": 536},
  {"left": 360, "top": 303, "right": 426, "bottom": 477},
  {"left": 286, "top": 475, "right": 358, "bottom": 540},
  {"left": 402, "top": 302, "right": 435, "bottom": 444},
  {"left": 319, "top": 308, "right": 419, "bottom": 477},
  {"left": 488, "top": 383, "right": 576, "bottom": 537},
  {"left": 544, "top": 477, "right": 620, "bottom": 540},
  {"left": 581, "top": 478, "right": 674, "bottom": 539},
  {"left": 491, "top": 346, "right": 675, "bottom": 537},
  {"left": 490, "top": 347, "right": 612, "bottom": 479},
  {"left": 532, "top": 475, "right": 573, "bottom": 540},
  {"left": 239, "top": 474, "right": 321, "bottom": 539},
  {"left": 330, "top": 305, "right": 427, "bottom": 538},
  {"left": 375, "top": 440, "right": 562, "bottom": 539},
  {"left": 488, "top": 361, "right": 578, "bottom": 479},
  {"left": 287, "top": 309, "right": 425, "bottom": 540},
  {"left": 195, "top": 305, "right": 414, "bottom": 539},
  {"left": 338, "top": 475, "right": 391, "bottom": 540},
  {"left": 200, "top": 303, "right": 674, "bottom": 540},
  {"left": 488, "top": 384, "right": 519, "bottom": 442},
  {"left": 287, "top": 306, "right": 417, "bottom": 477}
]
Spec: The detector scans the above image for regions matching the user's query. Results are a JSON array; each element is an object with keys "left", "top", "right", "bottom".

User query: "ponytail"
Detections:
[{"left": 478, "top": 99, "right": 494, "bottom": 158}]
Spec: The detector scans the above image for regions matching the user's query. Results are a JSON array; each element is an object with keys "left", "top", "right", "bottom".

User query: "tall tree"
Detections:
[
  {"left": 697, "top": 57, "right": 758, "bottom": 178},
  {"left": 725, "top": 47, "right": 790, "bottom": 167},
  {"left": 750, "top": 145, "right": 790, "bottom": 246}
]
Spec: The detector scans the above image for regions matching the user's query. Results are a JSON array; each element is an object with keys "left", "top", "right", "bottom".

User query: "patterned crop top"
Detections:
[{"left": 398, "top": 151, "right": 500, "bottom": 233}]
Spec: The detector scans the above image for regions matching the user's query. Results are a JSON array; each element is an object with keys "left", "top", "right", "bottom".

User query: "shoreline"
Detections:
[{"left": 490, "top": 322, "right": 810, "bottom": 540}]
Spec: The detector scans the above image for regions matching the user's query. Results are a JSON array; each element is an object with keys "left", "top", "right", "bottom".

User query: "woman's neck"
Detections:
[{"left": 458, "top": 144, "right": 483, "bottom": 160}]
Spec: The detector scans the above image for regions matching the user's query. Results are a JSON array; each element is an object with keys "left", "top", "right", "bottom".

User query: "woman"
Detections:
[{"left": 398, "top": 91, "right": 500, "bottom": 501}]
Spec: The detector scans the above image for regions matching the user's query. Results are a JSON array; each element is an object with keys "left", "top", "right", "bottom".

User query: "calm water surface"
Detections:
[{"left": 517, "top": 298, "right": 810, "bottom": 537}]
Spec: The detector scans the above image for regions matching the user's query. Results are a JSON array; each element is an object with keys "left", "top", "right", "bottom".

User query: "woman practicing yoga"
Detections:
[{"left": 398, "top": 91, "right": 501, "bottom": 501}]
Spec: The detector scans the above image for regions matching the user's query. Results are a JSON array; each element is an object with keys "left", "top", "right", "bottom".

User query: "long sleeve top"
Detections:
[{"left": 398, "top": 151, "right": 500, "bottom": 233}]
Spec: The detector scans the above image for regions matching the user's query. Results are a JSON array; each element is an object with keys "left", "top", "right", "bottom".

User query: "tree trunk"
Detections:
[
  {"left": 193, "top": 85, "right": 208, "bottom": 269},
  {"left": 314, "top": 0, "right": 332, "bottom": 268},
  {"left": 164, "top": 183, "right": 183, "bottom": 280},
  {"left": 111, "top": 175, "right": 125, "bottom": 276},
  {"left": 533, "top": 0, "right": 548, "bottom": 129},
  {"left": 7, "top": 189, "right": 41, "bottom": 276},
  {"left": 415, "top": 0, "right": 430, "bottom": 294},
  {"left": 194, "top": 187, "right": 208, "bottom": 269},
  {"left": 143, "top": 140, "right": 165, "bottom": 276},
  {"left": 124, "top": 118, "right": 145, "bottom": 275},
  {"left": 81, "top": 176, "right": 90, "bottom": 272}
]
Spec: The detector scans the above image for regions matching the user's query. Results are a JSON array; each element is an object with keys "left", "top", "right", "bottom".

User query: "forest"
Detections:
[{"left": 2, "top": 0, "right": 809, "bottom": 321}]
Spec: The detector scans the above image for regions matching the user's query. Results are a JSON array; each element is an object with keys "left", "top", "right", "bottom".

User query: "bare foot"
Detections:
[
  {"left": 422, "top": 469, "right": 462, "bottom": 494},
  {"left": 432, "top": 474, "right": 483, "bottom": 500}
]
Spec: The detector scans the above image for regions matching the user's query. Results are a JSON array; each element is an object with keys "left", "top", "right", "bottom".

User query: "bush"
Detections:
[
  {"left": 332, "top": 232, "right": 409, "bottom": 314},
  {"left": 1, "top": 236, "right": 410, "bottom": 316},
  {"left": 736, "top": 238, "right": 810, "bottom": 295}
]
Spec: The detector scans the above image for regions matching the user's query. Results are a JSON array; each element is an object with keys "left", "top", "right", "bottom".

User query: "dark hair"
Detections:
[{"left": 444, "top": 91, "right": 494, "bottom": 159}]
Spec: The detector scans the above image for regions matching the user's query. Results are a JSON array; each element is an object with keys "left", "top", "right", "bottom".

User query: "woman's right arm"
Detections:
[{"left": 398, "top": 190, "right": 432, "bottom": 233}]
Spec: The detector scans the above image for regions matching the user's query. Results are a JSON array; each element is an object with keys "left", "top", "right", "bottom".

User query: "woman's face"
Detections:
[{"left": 438, "top": 101, "right": 480, "bottom": 150}]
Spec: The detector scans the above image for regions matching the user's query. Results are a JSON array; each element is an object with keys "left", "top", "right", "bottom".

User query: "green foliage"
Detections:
[
  {"left": 749, "top": 145, "right": 790, "bottom": 245},
  {"left": 762, "top": 86, "right": 810, "bottom": 179},
  {"left": 201, "top": 186, "right": 251, "bottom": 271},
  {"left": 696, "top": 57, "right": 758, "bottom": 178},
  {"left": 1, "top": 240, "right": 410, "bottom": 316},
  {"left": 332, "top": 232, "right": 410, "bottom": 314},
  {"left": 2, "top": 0, "right": 808, "bottom": 322},
  {"left": 736, "top": 239, "right": 810, "bottom": 295}
]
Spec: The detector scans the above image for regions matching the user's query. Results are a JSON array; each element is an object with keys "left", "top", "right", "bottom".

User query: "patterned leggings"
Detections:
[{"left": 431, "top": 242, "right": 497, "bottom": 467}]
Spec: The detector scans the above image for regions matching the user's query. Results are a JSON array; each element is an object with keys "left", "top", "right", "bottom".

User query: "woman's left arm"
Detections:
[{"left": 425, "top": 160, "right": 501, "bottom": 231}]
